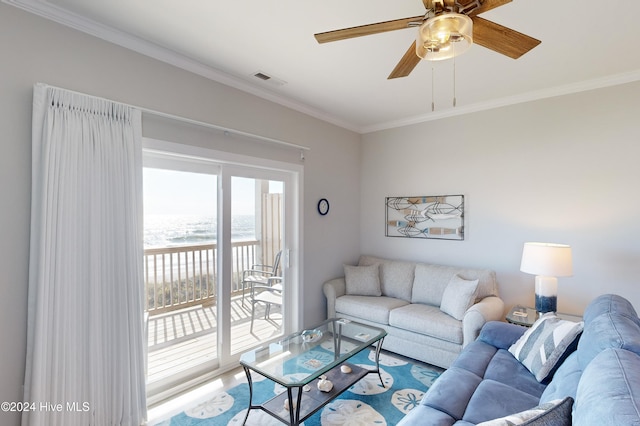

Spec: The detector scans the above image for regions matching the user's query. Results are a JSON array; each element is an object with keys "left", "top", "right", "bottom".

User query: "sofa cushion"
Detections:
[
  {"left": 344, "top": 263, "right": 381, "bottom": 296},
  {"left": 577, "top": 312, "right": 640, "bottom": 370},
  {"left": 476, "top": 397, "right": 573, "bottom": 426},
  {"left": 411, "top": 264, "right": 498, "bottom": 306},
  {"left": 359, "top": 255, "right": 415, "bottom": 301},
  {"left": 335, "top": 295, "right": 408, "bottom": 325},
  {"left": 539, "top": 352, "right": 582, "bottom": 404},
  {"left": 574, "top": 348, "right": 640, "bottom": 425},
  {"left": 483, "top": 349, "right": 547, "bottom": 398},
  {"left": 452, "top": 340, "right": 499, "bottom": 378},
  {"left": 421, "top": 366, "right": 483, "bottom": 420},
  {"left": 582, "top": 293, "right": 640, "bottom": 326},
  {"left": 389, "top": 303, "right": 463, "bottom": 344},
  {"left": 462, "top": 380, "right": 541, "bottom": 424},
  {"left": 479, "top": 321, "right": 528, "bottom": 350},
  {"left": 440, "top": 275, "right": 479, "bottom": 320},
  {"left": 508, "top": 313, "right": 583, "bottom": 383},
  {"left": 450, "top": 340, "right": 546, "bottom": 399},
  {"left": 396, "top": 404, "right": 459, "bottom": 426}
]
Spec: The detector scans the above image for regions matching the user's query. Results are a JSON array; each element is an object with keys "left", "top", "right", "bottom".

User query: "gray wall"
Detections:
[
  {"left": 0, "top": 4, "right": 360, "bottom": 425},
  {"left": 361, "top": 82, "right": 640, "bottom": 315}
]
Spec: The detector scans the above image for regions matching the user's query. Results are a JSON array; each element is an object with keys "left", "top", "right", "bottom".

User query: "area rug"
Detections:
[{"left": 156, "top": 349, "right": 443, "bottom": 425}]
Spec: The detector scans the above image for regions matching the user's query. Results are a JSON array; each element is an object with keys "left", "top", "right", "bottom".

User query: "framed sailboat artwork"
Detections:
[{"left": 385, "top": 195, "right": 464, "bottom": 240}]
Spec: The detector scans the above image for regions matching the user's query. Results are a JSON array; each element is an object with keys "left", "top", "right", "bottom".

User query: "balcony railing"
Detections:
[{"left": 143, "top": 240, "right": 259, "bottom": 316}]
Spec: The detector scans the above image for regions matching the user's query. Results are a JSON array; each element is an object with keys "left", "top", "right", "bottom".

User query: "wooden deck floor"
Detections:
[{"left": 147, "top": 294, "right": 282, "bottom": 386}]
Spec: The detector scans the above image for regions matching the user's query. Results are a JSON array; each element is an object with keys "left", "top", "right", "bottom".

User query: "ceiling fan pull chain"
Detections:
[
  {"left": 431, "top": 65, "right": 435, "bottom": 112},
  {"left": 453, "top": 46, "right": 457, "bottom": 107}
]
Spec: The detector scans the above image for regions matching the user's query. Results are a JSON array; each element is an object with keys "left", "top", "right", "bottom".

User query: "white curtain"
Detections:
[{"left": 24, "top": 84, "right": 146, "bottom": 426}]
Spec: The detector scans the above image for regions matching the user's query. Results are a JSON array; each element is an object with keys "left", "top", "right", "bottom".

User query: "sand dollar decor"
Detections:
[
  {"left": 162, "top": 348, "right": 442, "bottom": 426},
  {"left": 348, "top": 365, "right": 393, "bottom": 395},
  {"left": 369, "top": 351, "right": 408, "bottom": 367},
  {"left": 391, "top": 389, "right": 425, "bottom": 414},
  {"left": 184, "top": 391, "right": 234, "bottom": 419},
  {"left": 411, "top": 364, "right": 441, "bottom": 387},
  {"left": 320, "top": 400, "right": 385, "bottom": 425}
]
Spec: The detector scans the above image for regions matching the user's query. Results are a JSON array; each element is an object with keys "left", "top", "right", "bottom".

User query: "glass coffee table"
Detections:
[{"left": 239, "top": 318, "right": 387, "bottom": 425}]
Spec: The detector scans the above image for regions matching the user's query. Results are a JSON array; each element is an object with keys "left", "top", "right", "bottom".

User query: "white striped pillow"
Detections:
[{"left": 509, "top": 313, "right": 584, "bottom": 382}]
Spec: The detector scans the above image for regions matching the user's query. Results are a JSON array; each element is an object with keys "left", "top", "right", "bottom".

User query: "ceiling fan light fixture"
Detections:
[{"left": 416, "top": 13, "right": 473, "bottom": 61}]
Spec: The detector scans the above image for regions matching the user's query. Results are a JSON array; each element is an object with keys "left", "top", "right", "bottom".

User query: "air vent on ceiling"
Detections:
[{"left": 252, "top": 71, "right": 287, "bottom": 87}]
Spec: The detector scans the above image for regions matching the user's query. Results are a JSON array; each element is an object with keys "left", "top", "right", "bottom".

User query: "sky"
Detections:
[
  {"left": 143, "top": 168, "right": 218, "bottom": 216},
  {"left": 143, "top": 168, "right": 281, "bottom": 216}
]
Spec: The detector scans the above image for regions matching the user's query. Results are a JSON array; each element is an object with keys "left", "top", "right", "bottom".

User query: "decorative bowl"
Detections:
[{"left": 301, "top": 329, "right": 323, "bottom": 343}]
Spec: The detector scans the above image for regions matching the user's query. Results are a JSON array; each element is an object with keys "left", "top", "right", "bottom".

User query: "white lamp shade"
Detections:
[{"left": 520, "top": 242, "right": 573, "bottom": 277}]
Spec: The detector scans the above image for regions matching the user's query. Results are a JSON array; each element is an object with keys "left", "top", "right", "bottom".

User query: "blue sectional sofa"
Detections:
[{"left": 398, "top": 294, "right": 640, "bottom": 425}]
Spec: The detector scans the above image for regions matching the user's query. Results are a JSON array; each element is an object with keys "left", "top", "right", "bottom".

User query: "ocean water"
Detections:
[{"left": 144, "top": 214, "right": 255, "bottom": 248}]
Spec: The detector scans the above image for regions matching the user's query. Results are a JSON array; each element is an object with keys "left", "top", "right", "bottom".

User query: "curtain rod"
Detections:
[
  {"left": 139, "top": 107, "right": 311, "bottom": 152},
  {"left": 38, "top": 83, "right": 311, "bottom": 152}
]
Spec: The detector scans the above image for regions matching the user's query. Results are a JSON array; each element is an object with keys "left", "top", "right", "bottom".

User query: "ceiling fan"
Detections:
[{"left": 314, "top": 0, "right": 541, "bottom": 79}]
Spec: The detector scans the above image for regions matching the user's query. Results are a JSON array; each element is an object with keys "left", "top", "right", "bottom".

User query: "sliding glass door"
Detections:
[
  {"left": 143, "top": 147, "right": 298, "bottom": 401},
  {"left": 227, "top": 175, "right": 285, "bottom": 356}
]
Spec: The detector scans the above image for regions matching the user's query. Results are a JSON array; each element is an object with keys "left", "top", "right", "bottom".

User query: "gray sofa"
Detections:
[
  {"left": 323, "top": 255, "right": 504, "bottom": 369},
  {"left": 398, "top": 293, "right": 640, "bottom": 425}
]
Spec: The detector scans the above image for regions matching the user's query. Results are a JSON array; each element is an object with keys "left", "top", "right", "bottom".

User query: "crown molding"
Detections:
[
  {"left": 2, "top": 0, "right": 361, "bottom": 133},
  {"left": 361, "top": 69, "right": 640, "bottom": 133},
  {"left": 5, "top": 0, "right": 640, "bottom": 135}
]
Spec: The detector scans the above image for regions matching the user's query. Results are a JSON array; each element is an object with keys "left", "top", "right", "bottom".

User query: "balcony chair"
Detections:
[
  {"left": 241, "top": 250, "right": 282, "bottom": 306},
  {"left": 250, "top": 276, "right": 282, "bottom": 332}
]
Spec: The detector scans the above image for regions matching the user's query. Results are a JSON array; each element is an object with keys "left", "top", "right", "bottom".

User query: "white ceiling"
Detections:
[{"left": 7, "top": 0, "right": 640, "bottom": 133}]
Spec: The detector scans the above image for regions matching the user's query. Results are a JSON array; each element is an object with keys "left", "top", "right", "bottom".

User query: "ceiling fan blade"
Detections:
[
  {"left": 388, "top": 41, "right": 421, "bottom": 79},
  {"left": 468, "top": 0, "right": 512, "bottom": 16},
  {"left": 315, "top": 16, "right": 424, "bottom": 43},
  {"left": 472, "top": 16, "right": 541, "bottom": 59}
]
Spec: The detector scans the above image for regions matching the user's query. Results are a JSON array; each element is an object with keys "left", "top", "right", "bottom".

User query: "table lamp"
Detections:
[{"left": 520, "top": 242, "right": 573, "bottom": 314}]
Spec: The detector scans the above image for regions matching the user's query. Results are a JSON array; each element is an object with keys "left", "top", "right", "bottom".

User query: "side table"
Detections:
[{"left": 506, "top": 305, "right": 582, "bottom": 327}]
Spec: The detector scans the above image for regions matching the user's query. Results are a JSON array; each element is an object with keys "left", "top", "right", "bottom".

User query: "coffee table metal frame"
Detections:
[{"left": 239, "top": 318, "right": 387, "bottom": 425}]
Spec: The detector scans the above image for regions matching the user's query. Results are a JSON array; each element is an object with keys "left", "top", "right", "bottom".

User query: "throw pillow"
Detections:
[
  {"left": 439, "top": 275, "right": 479, "bottom": 320},
  {"left": 476, "top": 397, "right": 573, "bottom": 426},
  {"left": 509, "top": 313, "right": 584, "bottom": 383},
  {"left": 411, "top": 264, "right": 453, "bottom": 306},
  {"left": 344, "top": 264, "right": 381, "bottom": 296}
]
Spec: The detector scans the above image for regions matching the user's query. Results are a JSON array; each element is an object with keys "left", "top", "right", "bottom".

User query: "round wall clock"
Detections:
[{"left": 317, "top": 198, "right": 330, "bottom": 216}]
